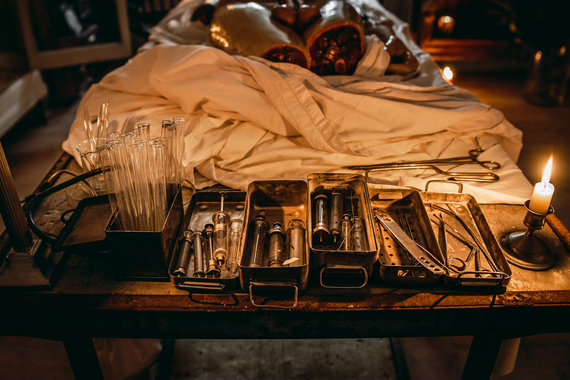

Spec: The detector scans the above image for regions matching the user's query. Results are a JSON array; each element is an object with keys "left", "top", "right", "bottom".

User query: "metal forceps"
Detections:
[{"left": 344, "top": 149, "right": 501, "bottom": 183}]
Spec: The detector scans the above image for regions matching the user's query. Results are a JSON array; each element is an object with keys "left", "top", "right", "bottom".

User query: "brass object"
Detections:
[
  {"left": 210, "top": 2, "right": 309, "bottom": 67},
  {"left": 304, "top": 0, "right": 365, "bottom": 75},
  {"left": 500, "top": 200, "right": 556, "bottom": 271}
]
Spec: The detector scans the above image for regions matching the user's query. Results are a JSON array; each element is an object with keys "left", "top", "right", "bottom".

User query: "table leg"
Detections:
[
  {"left": 63, "top": 337, "right": 104, "bottom": 380},
  {"left": 461, "top": 334, "right": 503, "bottom": 380}
]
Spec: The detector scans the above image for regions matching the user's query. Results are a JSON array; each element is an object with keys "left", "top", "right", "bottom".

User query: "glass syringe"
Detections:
[{"left": 212, "top": 192, "right": 230, "bottom": 266}]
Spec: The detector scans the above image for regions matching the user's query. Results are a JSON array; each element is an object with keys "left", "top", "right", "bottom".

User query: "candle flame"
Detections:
[
  {"left": 442, "top": 66, "right": 454, "bottom": 82},
  {"left": 442, "top": 16, "right": 452, "bottom": 24},
  {"left": 541, "top": 156, "right": 553, "bottom": 184}
]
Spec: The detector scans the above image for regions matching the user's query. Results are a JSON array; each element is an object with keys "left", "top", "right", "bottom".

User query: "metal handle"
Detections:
[
  {"left": 319, "top": 265, "right": 369, "bottom": 289},
  {"left": 248, "top": 281, "right": 298, "bottom": 309},
  {"left": 425, "top": 180, "right": 463, "bottom": 193},
  {"left": 177, "top": 281, "right": 226, "bottom": 291},
  {"left": 456, "top": 270, "right": 509, "bottom": 287}
]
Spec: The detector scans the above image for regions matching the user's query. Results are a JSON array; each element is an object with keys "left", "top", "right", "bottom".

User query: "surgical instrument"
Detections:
[
  {"left": 192, "top": 231, "right": 205, "bottom": 277},
  {"left": 212, "top": 193, "right": 230, "bottom": 265},
  {"left": 375, "top": 212, "right": 445, "bottom": 275},
  {"left": 352, "top": 216, "right": 367, "bottom": 251},
  {"left": 228, "top": 218, "right": 243, "bottom": 275},
  {"left": 431, "top": 204, "right": 499, "bottom": 272},
  {"left": 313, "top": 193, "right": 331, "bottom": 245},
  {"left": 249, "top": 215, "right": 269, "bottom": 267},
  {"left": 437, "top": 214, "right": 448, "bottom": 267},
  {"left": 345, "top": 149, "right": 501, "bottom": 171},
  {"left": 203, "top": 224, "right": 220, "bottom": 276},
  {"left": 173, "top": 230, "right": 193, "bottom": 276},
  {"left": 268, "top": 222, "right": 286, "bottom": 267},
  {"left": 287, "top": 219, "right": 306, "bottom": 265},
  {"left": 330, "top": 188, "right": 344, "bottom": 243},
  {"left": 345, "top": 149, "right": 501, "bottom": 183},
  {"left": 340, "top": 214, "right": 353, "bottom": 251}
]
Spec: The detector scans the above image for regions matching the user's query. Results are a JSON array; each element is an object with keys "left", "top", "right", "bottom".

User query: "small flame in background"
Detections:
[
  {"left": 442, "top": 66, "right": 454, "bottom": 82},
  {"left": 541, "top": 156, "right": 553, "bottom": 184},
  {"left": 437, "top": 15, "right": 456, "bottom": 35}
]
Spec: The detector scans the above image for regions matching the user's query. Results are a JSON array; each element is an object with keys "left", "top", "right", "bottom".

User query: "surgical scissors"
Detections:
[{"left": 345, "top": 149, "right": 501, "bottom": 171}]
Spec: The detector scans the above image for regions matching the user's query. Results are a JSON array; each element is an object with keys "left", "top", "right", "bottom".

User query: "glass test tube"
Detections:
[
  {"left": 135, "top": 122, "right": 150, "bottom": 141},
  {"left": 161, "top": 120, "right": 179, "bottom": 200},
  {"left": 172, "top": 117, "right": 186, "bottom": 184}
]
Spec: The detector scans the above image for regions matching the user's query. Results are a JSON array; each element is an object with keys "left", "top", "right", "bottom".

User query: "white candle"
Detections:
[{"left": 529, "top": 156, "right": 554, "bottom": 214}]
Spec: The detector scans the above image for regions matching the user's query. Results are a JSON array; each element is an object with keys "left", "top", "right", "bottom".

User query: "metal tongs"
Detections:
[{"left": 344, "top": 149, "right": 501, "bottom": 183}]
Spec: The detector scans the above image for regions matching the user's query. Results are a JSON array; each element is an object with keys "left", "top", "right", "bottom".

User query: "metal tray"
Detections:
[
  {"left": 106, "top": 189, "right": 183, "bottom": 281},
  {"left": 169, "top": 190, "right": 246, "bottom": 292},
  {"left": 55, "top": 194, "right": 112, "bottom": 254},
  {"left": 420, "top": 191, "right": 511, "bottom": 288},
  {"left": 307, "top": 173, "right": 378, "bottom": 289},
  {"left": 370, "top": 188, "right": 445, "bottom": 285},
  {"left": 239, "top": 180, "right": 309, "bottom": 308}
]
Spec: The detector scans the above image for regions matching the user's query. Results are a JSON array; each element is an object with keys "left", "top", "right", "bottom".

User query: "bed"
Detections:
[{"left": 62, "top": 0, "right": 532, "bottom": 204}]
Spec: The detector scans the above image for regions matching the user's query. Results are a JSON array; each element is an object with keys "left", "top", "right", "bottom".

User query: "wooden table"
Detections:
[{"left": 1, "top": 155, "right": 569, "bottom": 380}]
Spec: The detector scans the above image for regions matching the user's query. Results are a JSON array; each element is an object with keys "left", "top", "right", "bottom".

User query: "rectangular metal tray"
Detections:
[
  {"left": 420, "top": 191, "right": 511, "bottom": 288},
  {"left": 370, "top": 188, "right": 445, "bottom": 285},
  {"left": 106, "top": 189, "right": 183, "bottom": 281},
  {"left": 169, "top": 190, "right": 246, "bottom": 292},
  {"left": 55, "top": 194, "right": 112, "bottom": 254},
  {"left": 307, "top": 173, "right": 378, "bottom": 289},
  {"left": 239, "top": 180, "right": 309, "bottom": 308}
]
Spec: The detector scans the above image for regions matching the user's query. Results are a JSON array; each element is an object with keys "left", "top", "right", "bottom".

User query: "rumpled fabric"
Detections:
[{"left": 63, "top": 0, "right": 531, "bottom": 204}]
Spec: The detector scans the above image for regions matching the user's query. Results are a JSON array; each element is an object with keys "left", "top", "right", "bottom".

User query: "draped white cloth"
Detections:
[{"left": 63, "top": 0, "right": 531, "bottom": 203}]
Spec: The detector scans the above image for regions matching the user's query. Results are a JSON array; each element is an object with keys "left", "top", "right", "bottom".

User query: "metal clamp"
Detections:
[
  {"left": 319, "top": 265, "right": 369, "bottom": 289},
  {"left": 248, "top": 281, "right": 298, "bottom": 309}
]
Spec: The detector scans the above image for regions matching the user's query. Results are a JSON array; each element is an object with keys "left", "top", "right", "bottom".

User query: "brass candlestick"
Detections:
[{"left": 500, "top": 200, "right": 556, "bottom": 270}]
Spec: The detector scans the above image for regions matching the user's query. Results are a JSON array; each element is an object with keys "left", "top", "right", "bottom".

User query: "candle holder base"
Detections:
[
  {"left": 500, "top": 231, "right": 556, "bottom": 271},
  {"left": 499, "top": 201, "right": 556, "bottom": 271}
]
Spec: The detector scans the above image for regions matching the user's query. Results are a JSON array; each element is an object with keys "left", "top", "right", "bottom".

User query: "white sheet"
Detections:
[{"left": 62, "top": 0, "right": 532, "bottom": 204}]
